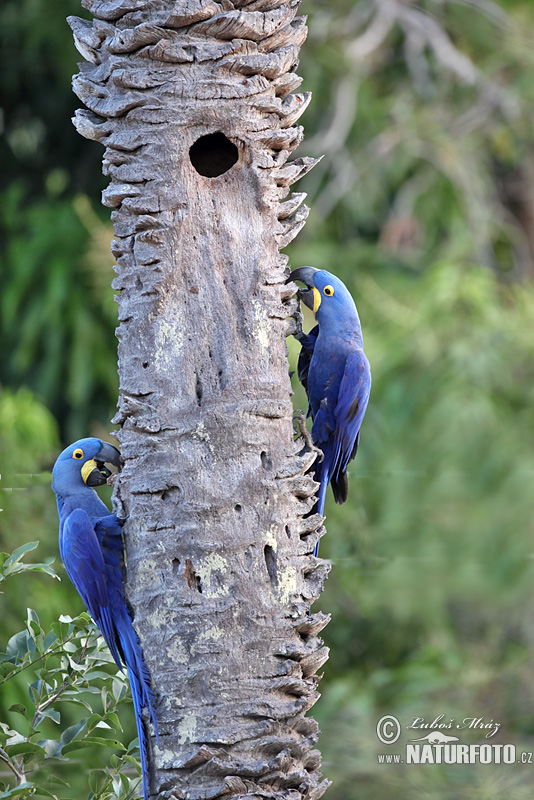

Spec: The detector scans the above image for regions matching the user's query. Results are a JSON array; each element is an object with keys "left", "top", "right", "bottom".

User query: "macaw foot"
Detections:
[{"left": 294, "top": 413, "right": 323, "bottom": 462}]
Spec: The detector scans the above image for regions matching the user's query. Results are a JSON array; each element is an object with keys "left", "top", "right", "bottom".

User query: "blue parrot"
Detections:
[
  {"left": 51, "top": 438, "right": 158, "bottom": 800},
  {"left": 289, "top": 267, "right": 371, "bottom": 555}
]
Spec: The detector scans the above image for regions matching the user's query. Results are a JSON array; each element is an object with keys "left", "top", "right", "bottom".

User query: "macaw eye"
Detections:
[
  {"left": 73, "top": 448, "right": 84, "bottom": 460},
  {"left": 323, "top": 285, "right": 334, "bottom": 296}
]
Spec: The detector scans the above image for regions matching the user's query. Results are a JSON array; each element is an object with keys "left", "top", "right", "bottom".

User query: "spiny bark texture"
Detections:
[{"left": 70, "top": 1, "right": 329, "bottom": 798}]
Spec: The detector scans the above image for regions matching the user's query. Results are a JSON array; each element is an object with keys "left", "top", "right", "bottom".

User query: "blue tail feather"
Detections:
[
  {"left": 129, "top": 667, "right": 151, "bottom": 800},
  {"left": 117, "top": 612, "right": 158, "bottom": 800},
  {"left": 313, "top": 460, "right": 330, "bottom": 557}
]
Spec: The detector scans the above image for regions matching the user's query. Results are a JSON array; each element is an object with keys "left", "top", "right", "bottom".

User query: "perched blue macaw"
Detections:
[
  {"left": 289, "top": 267, "right": 371, "bottom": 555},
  {"left": 52, "top": 438, "right": 158, "bottom": 800}
]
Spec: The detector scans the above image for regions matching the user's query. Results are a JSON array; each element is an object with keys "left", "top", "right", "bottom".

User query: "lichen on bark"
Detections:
[{"left": 70, "top": 1, "right": 330, "bottom": 797}]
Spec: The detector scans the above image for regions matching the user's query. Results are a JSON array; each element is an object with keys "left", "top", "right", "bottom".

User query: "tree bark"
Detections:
[{"left": 69, "top": 1, "right": 330, "bottom": 798}]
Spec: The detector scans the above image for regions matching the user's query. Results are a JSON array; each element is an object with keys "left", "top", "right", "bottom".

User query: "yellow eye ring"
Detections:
[
  {"left": 323, "top": 285, "right": 334, "bottom": 296},
  {"left": 73, "top": 448, "right": 84, "bottom": 460}
]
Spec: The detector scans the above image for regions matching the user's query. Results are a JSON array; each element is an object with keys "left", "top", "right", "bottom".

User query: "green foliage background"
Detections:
[{"left": 1, "top": 1, "right": 534, "bottom": 798}]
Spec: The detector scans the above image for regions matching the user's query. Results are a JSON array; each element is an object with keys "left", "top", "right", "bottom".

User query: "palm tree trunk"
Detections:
[{"left": 69, "top": 1, "right": 330, "bottom": 797}]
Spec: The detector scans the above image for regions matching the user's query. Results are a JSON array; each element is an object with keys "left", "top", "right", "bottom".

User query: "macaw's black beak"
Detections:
[
  {"left": 85, "top": 464, "right": 112, "bottom": 487},
  {"left": 95, "top": 441, "right": 121, "bottom": 468},
  {"left": 287, "top": 266, "right": 320, "bottom": 312},
  {"left": 82, "top": 441, "right": 121, "bottom": 487}
]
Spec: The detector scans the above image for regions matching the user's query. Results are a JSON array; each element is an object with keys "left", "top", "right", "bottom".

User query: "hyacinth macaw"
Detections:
[
  {"left": 52, "top": 438, "right": 158, "bottom": 800},
  {"left": 289, "top": 267, "right": 371, "bottom": 555}
]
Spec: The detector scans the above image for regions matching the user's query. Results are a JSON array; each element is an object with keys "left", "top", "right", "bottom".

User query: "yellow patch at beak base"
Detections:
[
  {"left": 81, "top": 459, "right": 98, "bottom": 484},
  {"left": 312, "top": 287, "right": 322, "bottom": 314}
]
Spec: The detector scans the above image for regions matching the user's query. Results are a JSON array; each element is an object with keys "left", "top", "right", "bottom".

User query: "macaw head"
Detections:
[
  {"left": 288, "top": 266, "right": 360, "bottom": 328},
  {"left": 52, "top": 438, "right": 121, "bottom": 496}
]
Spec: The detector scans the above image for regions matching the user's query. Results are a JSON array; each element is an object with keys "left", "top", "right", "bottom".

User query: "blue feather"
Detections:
[{"left": 52, "top": 438, "right": 158, "bottom": 800}]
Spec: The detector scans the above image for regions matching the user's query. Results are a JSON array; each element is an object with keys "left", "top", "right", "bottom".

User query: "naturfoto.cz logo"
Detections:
[{"left": 375, "top": 715, "right": 533, "bottom": 766}]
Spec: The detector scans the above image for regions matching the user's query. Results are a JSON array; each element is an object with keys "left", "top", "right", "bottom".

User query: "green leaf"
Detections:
[
  {"left": 42, "top": 631, "right": 58, "bottom": 650},
  {"left": 85, "top": 713, "right": 105, "bottom": 732},
  {"left": 37, "top": 737, "right": 62, "bottom": 759},
  {"left": 88, "top": 771, "right": 101, "bottom": 794},
  {"left": 0, "top": 781, "right": 35, "bottom": 798},
  {"left": 55, "top": 696, "right": 93, "bottom": 712},
  {"left": 31, "top": 787, "right": 59, "bottom": 799},
  {"left": 0, "top": 662, "right": 18, "bottom": 679},
  {"left": 58, "top": 718, "right": 88, "bottom": 747},
  {"left": 0, "top": 723, "right": 17, "bottom": 735},
  {"left": 83, "top": 670, "right": 114, "bottom": 681},
  {"left": 29, "top": 679, "right": 43, "bottom": 704},
  {"left": 39, "top": 775, "right": 69, "bottom": 789},
  {"left": 5, "top": 741, "right": 45, "bottom": 757},
  {"left": 8, "top": 704, "right": 29, "bottom": 719},
  {"left": 6, "top": 631, "right": 31, "bottom": 661},
  {"left": 4, "top": 542, "right": 39, "bottom": 566},
  {"left": 83, "top": 736, "right": 125, "bottom": 750},
  {"left": 26, "top": 608, "right": 40, "bottom": 629},
  {"left": 72, "top": 613, "right": 93, "bottom": 629},
  {"left": 38, "top": 708, "right": 60, "bottom": 725},
  {"left": 121, "top": 754, "right": 141, "bottom": 772},
  {"left": 51, "top": 620, "right": 72, "bottom": 641},
  {"left": 26, "top": 563, "right": 60, "bottom": 580},
  {"left": 60, "top": 737, "right": 124, "bottom": 755},
  {"left": 26, "top": 609, "right": 42, "bottom": 640},
  {"left": 67, "top": 657, "right": 87, "bottom": 674},
  {"left": 111, "top": 677, "right": 127, "bottom": 702},
  {"left": 0, "top": 723, "right": 17, "bottom": 748},
  {"left": 103, "top": 712, "right": 122, "bottom": 732}
]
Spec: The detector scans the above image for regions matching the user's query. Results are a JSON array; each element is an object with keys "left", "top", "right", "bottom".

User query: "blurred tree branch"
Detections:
[{"left": 300, "top": 0, "right": 534, "bottom": 277}]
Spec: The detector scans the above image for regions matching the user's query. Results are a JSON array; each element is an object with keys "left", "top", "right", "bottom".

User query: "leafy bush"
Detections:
[{"left": 0, "top": 543, "right": 143, "bottom": 800}]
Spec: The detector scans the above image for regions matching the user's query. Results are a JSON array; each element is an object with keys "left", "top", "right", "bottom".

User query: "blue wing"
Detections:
[
  {"left": 60, "top": 509, "right": 123, "bottom": 669},
  {"left": 94, "top": 514, "right": 126, "bottom": 587},
  {"left": 94, "top": 513, "right": 124, "bottom": 549},
  {"left": 330, "top": 350, "right": 371, "bottom": 500},
  {"left": 310, "top": 349, "right": 371, "bottom": 506},
  {"left": 60, "top": 508, "right": 158, "bottom": 800}
]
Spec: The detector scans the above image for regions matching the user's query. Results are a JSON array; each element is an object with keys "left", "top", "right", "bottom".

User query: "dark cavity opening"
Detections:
[
  {"left": 264, "top": 545, "right": 278, "bottom": 590},
  {"left": 261, "top": 451, "right": 273, "bottom": 471},
  {"left": 189, "top": 132, "right": 238, "bottom": 177},
  {"left": 195, "top": 374, "right": 203, "bottom": 405},
  {"left": 185, "top": 558, "right": 202, "bottom": 593},
  {"left": 161, "top": 486, "right": 181, "bottom": 506}
]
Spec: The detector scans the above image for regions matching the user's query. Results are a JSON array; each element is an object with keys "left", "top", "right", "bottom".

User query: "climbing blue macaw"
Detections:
[
  {"left": 289, "top": 267, "right": 371, "bottom": 555},
  {"left": 52, "top": 438, "right": 158, "bottom": 800}
]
